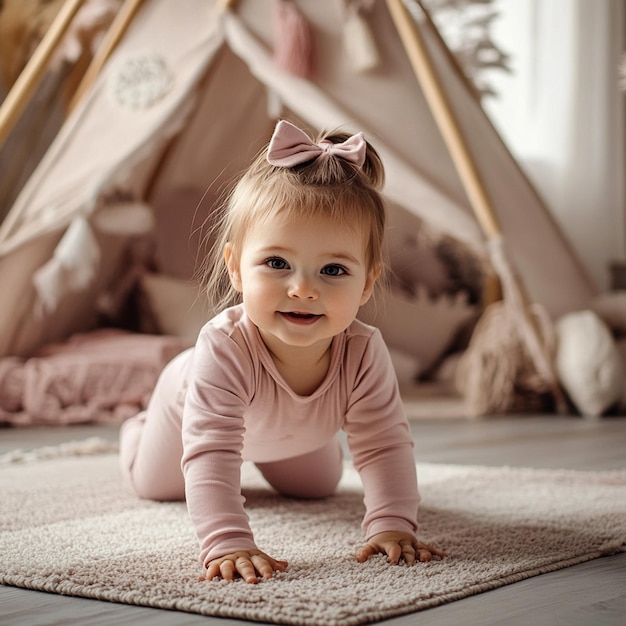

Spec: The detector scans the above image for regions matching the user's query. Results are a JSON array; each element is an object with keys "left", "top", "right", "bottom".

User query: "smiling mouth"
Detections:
[{"left": 280, "top": 311, "right": 322, "bottom": 325}]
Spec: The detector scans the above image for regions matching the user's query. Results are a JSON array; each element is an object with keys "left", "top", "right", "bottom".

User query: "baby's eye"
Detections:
[
  {"left": 321, "top": 264, "right": 347, "bottom": 277},
  {"left": 266, "top": 257, "right": 289, "bottom": 270}
]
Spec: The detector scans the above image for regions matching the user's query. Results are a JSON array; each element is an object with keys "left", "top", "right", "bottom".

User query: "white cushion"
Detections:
[
  {"left": 555, "top": 310, "right": 624, "bottom": 417},
  {"left": 138, "top": 274, "right": 211, "bottom": 343}
]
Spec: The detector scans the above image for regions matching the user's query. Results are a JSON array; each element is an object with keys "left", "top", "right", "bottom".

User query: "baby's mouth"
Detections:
[{"left": 280, "top": 311, "right": 322, "bottom": 324}]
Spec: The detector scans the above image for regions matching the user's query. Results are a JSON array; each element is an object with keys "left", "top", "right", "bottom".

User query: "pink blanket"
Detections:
[{"left": 0, "top": 329, "right": 190, "bottom": 426}]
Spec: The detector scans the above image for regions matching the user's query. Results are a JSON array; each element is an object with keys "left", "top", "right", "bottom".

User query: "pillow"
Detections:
[
  {"left": 555, "top": 310, "right": 624, "bottom": 417},
  {"left": 138, "top": 273, "right": 212, "bottom": 343},
  {"left": 93, "top": 202, "right": 155, "bottom": 236},
  {"left": 387, "top": 348, "right": 422, "bottom": 388},
  {"left": 358, "top": 287, "right": 477, "bottom": 378}
]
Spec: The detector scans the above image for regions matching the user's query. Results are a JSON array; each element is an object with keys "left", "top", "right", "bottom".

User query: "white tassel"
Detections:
[
  {"left": 55, "top": 217, "right": 100, "bottom": 291},
  {"left": 33, "top": 217, "right": 100, "bottom": 315},
  {"left": 266, "top": 87, "right": 283, "bottom": 119},
  {"left": 32, "top": 260, "right": 67, "bottom": 317},
  {"left": 343, "top": 2, "right": 380, "bottom": 72}
]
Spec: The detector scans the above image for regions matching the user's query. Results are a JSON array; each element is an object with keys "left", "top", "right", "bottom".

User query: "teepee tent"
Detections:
[{"left": 0, "top": 0, "right": 596, "bottom": 385}]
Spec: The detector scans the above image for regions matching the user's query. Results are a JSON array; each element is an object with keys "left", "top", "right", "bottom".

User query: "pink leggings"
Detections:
[{"left": 119, "top": 410, "right": 343, "bottom": 502}]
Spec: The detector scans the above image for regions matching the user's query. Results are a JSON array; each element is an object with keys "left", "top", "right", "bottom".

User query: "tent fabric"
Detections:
[{"left": 0, "top": 0, "right": 597, "bottom": 359}]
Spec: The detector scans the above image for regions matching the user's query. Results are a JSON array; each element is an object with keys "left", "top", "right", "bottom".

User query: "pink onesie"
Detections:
[{"left": 119, "top": 304, "right": 419, "bottom": 567}]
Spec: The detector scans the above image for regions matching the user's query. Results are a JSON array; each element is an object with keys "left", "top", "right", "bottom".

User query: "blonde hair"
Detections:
[{"left": 199, "top": 125, "right": 387, "bottom": 313}]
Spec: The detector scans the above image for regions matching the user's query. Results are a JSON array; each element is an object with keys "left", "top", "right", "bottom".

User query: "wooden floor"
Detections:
[{"left": 2, "top": 413, "right": 625, "bottom": 626}]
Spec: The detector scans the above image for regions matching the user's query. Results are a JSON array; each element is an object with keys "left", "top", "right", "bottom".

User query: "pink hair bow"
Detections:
[{"left": 266, "top": 120, "right": 366, "bottom": 168}]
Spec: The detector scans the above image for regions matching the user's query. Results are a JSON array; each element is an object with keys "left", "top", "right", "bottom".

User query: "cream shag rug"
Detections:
[{"left": 1, "top": 439, "right": 625, "bottom": 626}]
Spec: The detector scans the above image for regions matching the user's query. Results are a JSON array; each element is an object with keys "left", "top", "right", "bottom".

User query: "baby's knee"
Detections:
[
  {"left": 256, "top": 459, "right": 342, "bottom": 499},
  {"left": 293, "top": 472, "right": 341, "bottom": 499},
  {"left": 121, "top": 462, "right": 184, "bottom": 501},
  {"left": 118, "top": 414, "right": 184, "bottom": 501},
  {"left": 270, "top": 477, "right": 340, "bottom": 500},
  {"left": 130, "top": 475, "right": 184, "bottom": 502}
]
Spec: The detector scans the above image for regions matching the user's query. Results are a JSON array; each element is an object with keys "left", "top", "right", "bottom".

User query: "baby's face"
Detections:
[{"left": 226, "top": 212, "right": 376, "bottom": 356}]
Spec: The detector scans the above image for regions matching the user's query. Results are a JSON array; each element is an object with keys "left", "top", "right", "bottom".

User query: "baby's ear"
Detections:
[
  {"left": 224, "top": 243, "right": 242, "bottom": 292},
  {"left": 360, "top": 264, "right": 382, "bottom": 305}
]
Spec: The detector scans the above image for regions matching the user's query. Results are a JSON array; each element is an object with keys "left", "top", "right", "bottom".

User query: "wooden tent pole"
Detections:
[
  {"left": 412, "top": 0, "right": 483, "bottom": 104},
  {"left": 0, "top": 0, "right": 86, "bottom": 148},
  {"left": 67, "top": 0, "right": 145, "bottom": 114},
  {"left": 385, "top": 0, "right": 501, "bottom": 240},
  {"left": 218, "top": 0, "right": 239, "bottom": 10},
  {"left": 385, "top": 0, "right": 568, "bottom": 413}
]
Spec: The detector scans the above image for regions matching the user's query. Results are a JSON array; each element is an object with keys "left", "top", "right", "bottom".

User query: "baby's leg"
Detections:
[
  {"left": 119, "top": 351, "right": 188, "bottom": 501},
  {"left": 255, "top": 438, "right": 343, "bottom": 499}
]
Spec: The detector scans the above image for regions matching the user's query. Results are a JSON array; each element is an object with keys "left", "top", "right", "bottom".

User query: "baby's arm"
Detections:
[
  {"left": 183, "top": 327, "right": 288, "bottom": 582},
  {"left": 184, "top": 407, "right": 288, "bottom": 583},
  {"left": 344, "top": 329, "right": 447, "bottom": 564},
  {"left": 347, "top": 415, "right": 447, "bottom": 565}
]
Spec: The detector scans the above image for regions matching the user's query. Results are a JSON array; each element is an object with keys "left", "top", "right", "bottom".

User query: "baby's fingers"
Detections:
[
  {"left": 205, "top": 551, "right": 288, "bottom": 584},
  {"left": 355, "top": 543, "right": 378, "bottom": 563},
  {"left": 205, "top": 560, "right": 223, "bottom": 581},
  {"left": 381, "top": 540, "right": 420, "bottom": 565},
  {"left": 234, "top": 556, "right": 261, "bottom": 583},
  {"left": 206, "top": 558, "right": 247, "bottom": 582},
  {"left": 204, "top": 557, "right": 258, "bottom": 583},
  {"left": 416, "top": 541, "right": 447, "bottom": 561},
  {"left": 251, "top": 554, "right": 288, "bottom": 580},
  {"left": 356, "top": 537, "right": 445, "bottom": 566},
  {"left": 355, "top": 540, "right": 405, "bottom": 564},
  {"left": 383, "top": 541, "right": 403, "bottom": 564}
]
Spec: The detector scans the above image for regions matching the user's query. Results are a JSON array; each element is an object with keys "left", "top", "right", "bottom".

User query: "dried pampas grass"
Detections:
[{"left": 455, "top": 300, "right": 558, "bottom": 417}]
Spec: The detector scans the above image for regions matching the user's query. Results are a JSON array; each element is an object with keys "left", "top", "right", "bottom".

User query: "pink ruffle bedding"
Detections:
[{"left": 0, "top": 329, "right": 190, "bottom": 426}]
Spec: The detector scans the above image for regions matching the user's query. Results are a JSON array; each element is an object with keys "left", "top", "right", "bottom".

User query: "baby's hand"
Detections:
[
  {"left": 204, "top": 550, "right": 288, "bottom": 584},
  {"left": 355, "top": 531, "right": 447, "bottom": 565}
]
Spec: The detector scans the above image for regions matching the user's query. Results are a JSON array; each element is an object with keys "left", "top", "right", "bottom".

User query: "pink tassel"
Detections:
[{"left": 272, "top": 0, "right": 314, "bottom": 78}]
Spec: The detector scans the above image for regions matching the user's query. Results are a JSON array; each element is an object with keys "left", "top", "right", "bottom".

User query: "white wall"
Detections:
[{"left": 480, "top": 0, "right": 625, "bottom": 291}]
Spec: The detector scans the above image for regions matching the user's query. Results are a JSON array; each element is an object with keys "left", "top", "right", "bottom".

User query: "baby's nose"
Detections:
[{"left": 288, "top": 275, "right": 319, "bottom": 299}]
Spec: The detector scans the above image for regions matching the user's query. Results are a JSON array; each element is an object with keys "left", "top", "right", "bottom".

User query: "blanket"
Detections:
[{"left": 0, "top": 329, "right": 189, "bottom": 425}]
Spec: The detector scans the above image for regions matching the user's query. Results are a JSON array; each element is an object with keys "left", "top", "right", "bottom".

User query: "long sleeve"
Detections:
[
  {"left": 181, "top": 309, "right": 420, "bottom": 565},
  {"left": 181, "top": 324, "right": 257, "bottom": 566},
  {"left": 343, "top": 329, "right": 419, "bottom": 539}
]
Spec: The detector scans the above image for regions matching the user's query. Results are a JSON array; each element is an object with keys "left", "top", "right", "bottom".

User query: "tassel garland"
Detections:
[
  {"left": 343, "top": 2, "right": 380, "bottom": 72},
  {"left": 32, "top": 217, "right": 100, "bottom": 315},
  {"left": 272, "top": 0, "right": 314, "bottom": 78}
]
